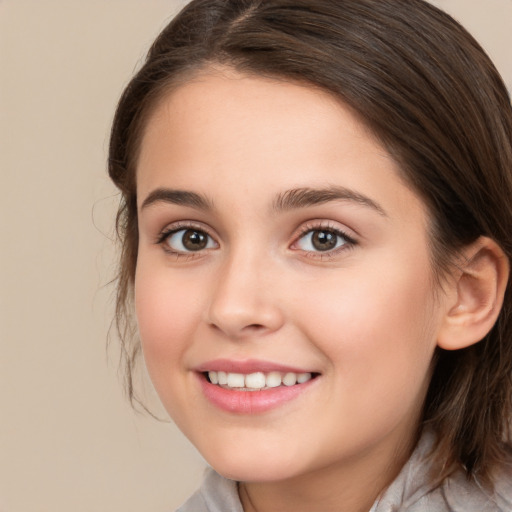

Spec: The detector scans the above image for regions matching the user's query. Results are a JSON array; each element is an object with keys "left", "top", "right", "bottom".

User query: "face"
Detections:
[{"left": 135, "top": 69, "right": 449, "bottom": 484}]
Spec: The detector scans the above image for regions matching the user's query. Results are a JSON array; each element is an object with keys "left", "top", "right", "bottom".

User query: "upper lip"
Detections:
[{"left": 194, "top": 358, "right": 316, "bottom": 374}]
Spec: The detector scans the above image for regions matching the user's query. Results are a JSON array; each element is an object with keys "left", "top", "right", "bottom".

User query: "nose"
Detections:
[{"left": 205, "top": 250, "right": 285, "bottom": 339}]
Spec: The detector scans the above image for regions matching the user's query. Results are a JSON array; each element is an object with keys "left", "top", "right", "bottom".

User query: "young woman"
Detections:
[{"left": 108, "top": 0, "right": 512, "bottom": 510}]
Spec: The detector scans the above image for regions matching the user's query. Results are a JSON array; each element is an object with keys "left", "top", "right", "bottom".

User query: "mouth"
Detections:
[
  {"left": 204, "top": 370, "right": 317, "bottom": 391},
  {"left": 195, "top": 359, "right": 320, "bottom": 413},
  {"left": 196, "top": 363, "right": 320, "bottom": 413}
]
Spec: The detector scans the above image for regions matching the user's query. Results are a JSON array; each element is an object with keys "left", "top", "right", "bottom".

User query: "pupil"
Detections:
[
  {"left": 312, "top": 230, "right": 337, "bottom": 251},
  {"left": 182, "top": 230, "right": 207, "bottom": 251}
]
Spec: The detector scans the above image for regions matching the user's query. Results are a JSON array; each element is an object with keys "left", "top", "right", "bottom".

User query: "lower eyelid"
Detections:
[
  {"left": 155, "top": 225, "right": 218, "bottom": 254},
  {"left": 154, "top": 222, "right": 355, "bottom": 257},
  {"left": 292, "top": 226, "right": 356, "bottom": 249},
  {"left": 298, "top": 238, "right": 356, "bottom": 261}
]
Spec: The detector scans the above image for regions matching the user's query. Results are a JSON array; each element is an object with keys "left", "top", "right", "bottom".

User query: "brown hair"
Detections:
[{"left": 108, "top": 0, "right": 512, "bottom": 482}]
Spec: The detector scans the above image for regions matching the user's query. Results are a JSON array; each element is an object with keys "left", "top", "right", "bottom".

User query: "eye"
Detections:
[
  {"left": 295, "top": 228, "right": 353, "bottom": 253},
  {"left": 163, "top": 228, "right": 217, "bottom": 253}
]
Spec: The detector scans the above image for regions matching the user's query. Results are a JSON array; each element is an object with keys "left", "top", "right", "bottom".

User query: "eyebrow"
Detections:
[
  {"left": 272, "top": 186, "right": 387, "bottom": 216},
  {"left": 140, "top": 185, "right": 386, "bottom": 217},
  {"left": 140, "top": 188, "right": 213, "bottom": 211}
]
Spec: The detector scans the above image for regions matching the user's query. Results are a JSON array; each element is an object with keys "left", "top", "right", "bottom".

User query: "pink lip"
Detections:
[
  {"left": 194, "top": 358, "right": 313, "bottom": 374},
  {"left": 194, "top": 359, "right": 318, "bottom": 414}
]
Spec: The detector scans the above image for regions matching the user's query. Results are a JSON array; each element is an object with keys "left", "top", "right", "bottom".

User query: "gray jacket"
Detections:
[{"left": 177, "top": 434, "right": 512, "bottom": 511}]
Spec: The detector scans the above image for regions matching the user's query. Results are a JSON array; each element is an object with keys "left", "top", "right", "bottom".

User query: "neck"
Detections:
[{"left": 238, "top": 428, "right": 418, "bottom": 512}]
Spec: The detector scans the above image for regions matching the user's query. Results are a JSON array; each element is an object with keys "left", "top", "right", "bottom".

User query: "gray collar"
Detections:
[{"left": 178, "top": 432, "right": 512, "bottom": 512}]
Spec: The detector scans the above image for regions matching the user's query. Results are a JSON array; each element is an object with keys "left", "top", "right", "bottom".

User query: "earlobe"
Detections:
[{"left": 437, "top": 237, "right": 509, "bottom": 351}]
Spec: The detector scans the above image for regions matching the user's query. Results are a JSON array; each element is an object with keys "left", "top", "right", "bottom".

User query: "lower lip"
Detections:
[{"left": 198, "top": 374, "right": 316, "bottom": 414}]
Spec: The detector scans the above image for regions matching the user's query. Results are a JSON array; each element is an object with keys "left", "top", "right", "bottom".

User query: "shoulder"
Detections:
[
  {"left": 375, "top": 433, "right": 512, "bottom": 512},
  {"left": 441, "top": 460, "right": 512, "bottom": 512},
  {"left": 176, "top": 468, "right": 243, "bottom": 512},
  {"left": 489, "top": 457, "right": 512, "bottom": 511}
]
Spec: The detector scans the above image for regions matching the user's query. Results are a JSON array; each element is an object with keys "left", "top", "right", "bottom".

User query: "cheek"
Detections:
[
  {"left": 295, "top": 256, "right": 438, "bottom": 403},
  {"left": 134, "top": 262, "right": 203, "bottom": 375}
]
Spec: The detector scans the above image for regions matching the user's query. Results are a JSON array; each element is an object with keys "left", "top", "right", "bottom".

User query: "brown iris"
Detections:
[
  {"left": 311, "top": 230, "right": 338, "bottom": 251},
  {"left": 182, "top": 229, "right": 208, "bottom": 251}
]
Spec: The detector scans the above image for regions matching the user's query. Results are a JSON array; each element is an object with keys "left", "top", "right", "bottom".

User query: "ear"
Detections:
[{"left": 437, "top": 237, "right": 509, "bottom": 351}]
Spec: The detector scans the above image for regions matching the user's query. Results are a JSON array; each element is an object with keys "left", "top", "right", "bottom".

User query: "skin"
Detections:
[{"left": 134, "top": 69, "right": 455, "bottom": 512}]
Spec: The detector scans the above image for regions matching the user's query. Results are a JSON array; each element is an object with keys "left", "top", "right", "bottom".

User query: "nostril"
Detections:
[
  {"left": 245, "top": 323, "right": 265, "bottom": 330},
  {"left": 208, "top": 322, "right": 263, "bottom": 332}
]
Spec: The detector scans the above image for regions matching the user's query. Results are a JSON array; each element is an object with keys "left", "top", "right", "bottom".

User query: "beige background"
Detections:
[{"left": 0, "top": 1, "right": 510, "bottom": 511}]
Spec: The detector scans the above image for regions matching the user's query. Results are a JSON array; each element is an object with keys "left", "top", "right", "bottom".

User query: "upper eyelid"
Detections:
[
  {"left": 295, "top": 230, "right": 355, "bottom": 246},
  {"left": 156, "top": 225, "right": 218, "bottom": 257},
  {"left": 290, "top": 220, "right": 358, "bottom": 253},
  {"left": 155, "top": 221, "right": 216, "bottom": 243},
  {"left": 293, "top": 220, "right": 357, "bottom": 241},
  {"left": 153, "top": 219, "right": 357, "bottom": 250}
]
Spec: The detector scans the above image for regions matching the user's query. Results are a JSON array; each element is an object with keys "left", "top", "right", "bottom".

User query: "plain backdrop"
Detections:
[{"left": 0, "top": 1, "right": 510, "bottom": 511}]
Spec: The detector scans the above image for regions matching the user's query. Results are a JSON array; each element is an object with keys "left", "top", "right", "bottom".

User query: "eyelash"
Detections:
[
  {"left": 292, "top": 222, "right": 357, "bottom": 259},
  {"left": 155, "top": 222, "right": 217, "bottom": 259},
  {"left": 155, "top": 221, "right": 357, "bottom": 259}
]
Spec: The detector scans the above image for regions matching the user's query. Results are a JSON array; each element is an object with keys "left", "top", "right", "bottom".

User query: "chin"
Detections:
[
  {"left": 214, "top": 461, "right": 301, "bottom": 484},
  {"left": 201, "top": 443, "right": 305, "bottom": 483}
]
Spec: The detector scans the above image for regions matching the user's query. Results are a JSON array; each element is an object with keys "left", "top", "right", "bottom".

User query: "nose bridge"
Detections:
[{"left": 206, "top": 243, "right": 283, "bottom": 337}]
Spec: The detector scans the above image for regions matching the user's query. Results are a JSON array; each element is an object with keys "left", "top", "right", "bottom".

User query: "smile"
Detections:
[
  {"left": 206, "top": 371, "right": 314, "bottom": 391},
  {"left": 197, "top": 365, "right": 319, "bottom": 414}
]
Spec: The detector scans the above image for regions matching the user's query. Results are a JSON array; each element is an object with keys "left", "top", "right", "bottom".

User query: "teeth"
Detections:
[
  {"left": 227, "top": 373, "right": 245, "bottom": 388},
  {"left": 206, "top": 370, "right": 313, "bottom": 390},
  {"left": 245, "top": 372, "right": 266, "bottom": 388},
  {"left": 297, "top": 372, "right": 311, "bottom": 384},
  {"left": 282, "top": 372, "right": 297, "bottom": 386},
  {"left": 266, "top": 371, "right": 282, "bottom": 388}
]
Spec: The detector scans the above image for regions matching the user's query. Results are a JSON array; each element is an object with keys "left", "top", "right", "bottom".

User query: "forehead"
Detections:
[
  {"left": 136, "top": 69, "right": 427, "bottom": 226},
  {"left": 139, "top": 70, "right": 357, "bottom": 165},
  {"left": 138, "top": 68, "right": 382, "bottom": 168}
]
